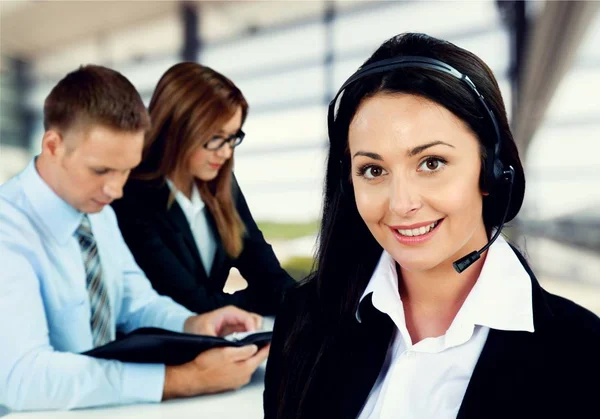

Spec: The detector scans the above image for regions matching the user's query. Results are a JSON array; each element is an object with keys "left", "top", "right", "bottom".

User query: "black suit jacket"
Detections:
[
  {"left": 111, "top": 177, "right": 295, "bottom": 316},
  {"left": 264, "top": 248, "right": 600, "bottom": 419}
]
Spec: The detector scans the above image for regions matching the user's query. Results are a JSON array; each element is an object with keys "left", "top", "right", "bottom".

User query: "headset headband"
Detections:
[{"left": 328, "top": 56, "right": 502, "bottom": 163}]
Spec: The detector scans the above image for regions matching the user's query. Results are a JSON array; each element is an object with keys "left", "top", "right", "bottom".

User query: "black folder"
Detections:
[{"left": 82, "top": 327, "right": 272, "bottom": 365}]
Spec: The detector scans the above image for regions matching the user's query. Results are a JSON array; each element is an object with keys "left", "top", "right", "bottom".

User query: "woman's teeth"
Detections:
[{"left": 396, "top": 220, "right": 439, "bottom": 237}]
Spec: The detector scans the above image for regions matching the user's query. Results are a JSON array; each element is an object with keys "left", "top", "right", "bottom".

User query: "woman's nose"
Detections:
[{"left": 389, "top": 177, "right": 422, "bottom": 216}]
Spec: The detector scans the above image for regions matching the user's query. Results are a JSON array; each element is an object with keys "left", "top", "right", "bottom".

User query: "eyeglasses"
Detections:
[{"left": 203, "top": 130, "right": 245, "bottom": 151}]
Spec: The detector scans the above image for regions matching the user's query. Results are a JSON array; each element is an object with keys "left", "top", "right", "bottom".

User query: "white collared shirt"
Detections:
[
  {"left": 167, "top": 180, "right": 216, "bottom": 275},
  {"left": 357, "top": 236, "right": 534, "bottom": 419}
]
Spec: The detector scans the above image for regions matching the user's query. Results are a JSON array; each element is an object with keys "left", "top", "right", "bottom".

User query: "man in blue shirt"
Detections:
[{"left": 0, "top": 65, "right": 269, "bottom": 411}]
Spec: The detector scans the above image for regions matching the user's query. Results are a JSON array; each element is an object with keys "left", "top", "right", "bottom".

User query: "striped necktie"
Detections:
[{"left": 75, "top": 215, "right": 114, "bottom": 347}]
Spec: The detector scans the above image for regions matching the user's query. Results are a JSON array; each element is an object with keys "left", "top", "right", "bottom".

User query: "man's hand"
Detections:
[
  {"left": 183, "top": 305, "right": 262, "bottom": 337},
  {"left": 162, "top": 343, "right": 270, "bottom": 400}
]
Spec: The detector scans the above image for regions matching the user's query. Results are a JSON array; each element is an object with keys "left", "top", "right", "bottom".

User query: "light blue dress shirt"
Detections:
[{"left": 0, "top": 160, "right": 194, "bottom": 411}]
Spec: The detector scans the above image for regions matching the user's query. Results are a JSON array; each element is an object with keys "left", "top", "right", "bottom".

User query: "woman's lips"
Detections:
[{"left": 389, "top": 218, "right": 444, "bottom": 245}]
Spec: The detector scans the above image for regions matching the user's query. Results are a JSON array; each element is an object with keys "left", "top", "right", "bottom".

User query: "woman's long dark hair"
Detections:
[{"left": 273, "top": 33, "right": 526, "bottom": 418}]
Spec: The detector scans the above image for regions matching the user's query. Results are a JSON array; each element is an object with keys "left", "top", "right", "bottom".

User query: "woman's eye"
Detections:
[
  {"left": 418, "top": 157, "right": 446, "bottom": 173},
  {"left": 358, "top": 165, "right": 386, "bottom": 179}
]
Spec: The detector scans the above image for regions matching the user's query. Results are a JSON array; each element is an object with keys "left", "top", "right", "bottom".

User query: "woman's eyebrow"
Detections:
[
  {"left": 216, "top": 129, "right": 238, "bottom": 137},
  {"left": 352, "top": 151, "right": 383, "bottom": 160},
  {"left": 407, "top": 141, "right": 455, "bottom": 157}
]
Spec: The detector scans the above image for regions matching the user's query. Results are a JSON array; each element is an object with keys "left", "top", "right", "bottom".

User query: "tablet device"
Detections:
[{"left": 83, "top": 327, "right": 272, "bottom": 365}]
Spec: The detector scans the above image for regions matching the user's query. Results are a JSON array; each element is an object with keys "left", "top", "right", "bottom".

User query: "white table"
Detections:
[{"left": 4, "top": 364, "right": 266, "bottom": 419}]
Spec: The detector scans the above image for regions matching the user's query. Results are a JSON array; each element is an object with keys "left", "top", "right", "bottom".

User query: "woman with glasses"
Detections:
[{"left": 112, "top": 62, "right": 295, "bottom": 316}]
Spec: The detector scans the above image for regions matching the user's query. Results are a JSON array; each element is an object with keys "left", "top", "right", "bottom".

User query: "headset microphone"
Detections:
[{"left": 452, "top": 165, "right": 515, "bottom": 273}]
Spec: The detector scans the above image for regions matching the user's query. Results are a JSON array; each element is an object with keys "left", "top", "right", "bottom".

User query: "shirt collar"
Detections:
[
  {"left": 166, "top": 179, "right": 205, "bottom": 217},
  {"left": 356, "top": 236, "right": 534, "bottom": 336},
  {"left": 356, "top": 250, "right": 401, "bottom": 324},
  {"left": 20, "top": 158, "right": 84, "bottom": 244},
  {"left": 455, "top": 235, "right": 534, "bottom": 333}
]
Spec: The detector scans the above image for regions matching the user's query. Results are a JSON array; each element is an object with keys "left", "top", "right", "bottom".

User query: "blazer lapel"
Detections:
[
  {"left": 339, "top": 294, "right": 395, "bottom": 418},
  {"left": 457, "top": 328, "right": 537, "bottom": 418},
  {"left": 457, "top": 248, "right": 554, "bottom": 419},
  {"left": 202, "top": 206, "right": 226, "bottom": 280},
  {"left": 154, "top": 185, "right": 206, "bottom": 279},
  {"left": 166, "top": 203, "right": 204, "bottom": 259}
]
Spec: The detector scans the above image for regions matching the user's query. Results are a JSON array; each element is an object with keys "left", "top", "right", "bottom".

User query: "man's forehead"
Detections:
[{"left": 69, "top": 125, "right": 144, "bottom": 167}]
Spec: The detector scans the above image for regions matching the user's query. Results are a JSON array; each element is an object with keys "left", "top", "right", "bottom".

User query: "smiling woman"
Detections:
[
  {"left": 349, "top": 94, "right": 486, "bottom": 272},
  {"left": 263, "top": 33, "right": 600, "bottom": 419}
]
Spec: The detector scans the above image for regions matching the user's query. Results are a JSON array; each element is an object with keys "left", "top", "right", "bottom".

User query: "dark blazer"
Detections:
[
  {"left": 264, "top": 248, "right": 600, "bottom": 419},
  {"left": 111, "top": 177, "right": 295, "bottom": 316}
]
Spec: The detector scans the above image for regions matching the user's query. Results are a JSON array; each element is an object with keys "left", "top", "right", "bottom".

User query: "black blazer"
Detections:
[
  {"left": 264, "top": 248, "right": 600, "bottom": 419},
  {"left": 111, "top": 177, "right": 295, "bottom": 316}
]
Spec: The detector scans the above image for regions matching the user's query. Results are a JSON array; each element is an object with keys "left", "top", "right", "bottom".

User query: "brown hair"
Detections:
[
  {"left": 44, "top": 64, "right": 150, "bottom": 133},
  {"left": 133, "top": 62, "right": 248, "bottom": 258}
]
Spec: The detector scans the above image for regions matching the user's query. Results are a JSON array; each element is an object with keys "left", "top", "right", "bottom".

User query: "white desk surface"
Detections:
[{"left": 5, "top": 365, "right": 266, "bottom": 419}]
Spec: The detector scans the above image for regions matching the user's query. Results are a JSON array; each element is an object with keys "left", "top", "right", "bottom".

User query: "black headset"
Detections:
[{"left": 327, "top": 56, "right": 515, "bottom": 273}]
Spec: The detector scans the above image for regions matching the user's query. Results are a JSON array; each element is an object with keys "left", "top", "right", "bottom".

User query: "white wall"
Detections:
[{"left": 523, "top": 11, "right": 600, "bottom": 219}]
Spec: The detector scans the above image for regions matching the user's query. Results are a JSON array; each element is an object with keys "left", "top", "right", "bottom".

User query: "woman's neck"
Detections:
[
  {"left": 169, "top": 170, "right": 194, "bottom": 200},
  {"left": 398, "top": 230, "right": 489, "bottom": 343}
]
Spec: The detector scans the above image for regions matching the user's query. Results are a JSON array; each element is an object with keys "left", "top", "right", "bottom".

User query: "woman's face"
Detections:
[
  {"left": 187, "top": 106, "right": 242, "bottom": 182},
  {"left": 348, "top": 93, "right": 488, "bottom": 273}
]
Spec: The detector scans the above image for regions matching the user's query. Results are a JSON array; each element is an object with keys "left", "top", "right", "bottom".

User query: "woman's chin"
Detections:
[
  {"left": 395, "top": 260, "right": 439, "bottom": 273},
  {"left": 195, "top": 171, "right": 219, "bottom": 182},
  {"left": 391, "top": 251, "right": 447, "bottom": 274}
]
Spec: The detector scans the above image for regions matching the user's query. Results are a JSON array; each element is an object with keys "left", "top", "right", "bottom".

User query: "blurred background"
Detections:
[{"left": 1, "top": 0, "right": 599, "bottom": 313}]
